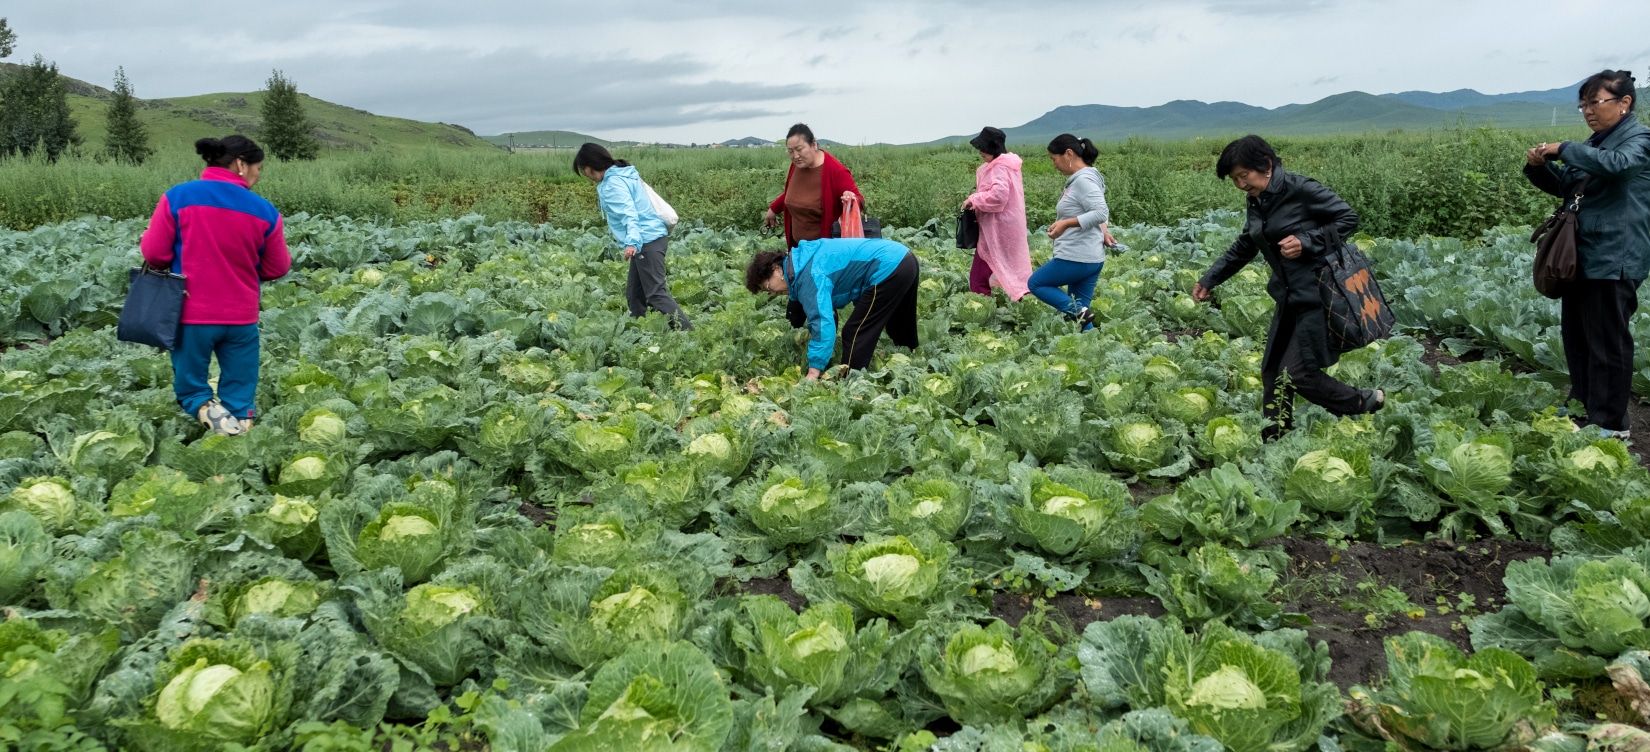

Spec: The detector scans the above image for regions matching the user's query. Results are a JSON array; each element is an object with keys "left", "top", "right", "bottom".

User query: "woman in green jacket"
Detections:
[{"left": 1525, "top": 70, "right": 1650, "bottom": 439}]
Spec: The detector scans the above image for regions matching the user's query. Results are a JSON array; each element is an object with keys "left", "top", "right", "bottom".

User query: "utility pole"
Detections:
[{"left": 508, "top": 133, "right": 515, "bottom": 153}]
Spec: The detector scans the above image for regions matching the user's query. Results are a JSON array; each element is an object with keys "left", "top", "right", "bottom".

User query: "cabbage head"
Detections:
[
  {"left": 683, "top": 426, "right": 750, "bottom": 480},
  {"left": 553, "top": 516, "right": 631, "bottom": 567},
  {"left": 919, "top": 619, "right": 1071, "bottom": 726},
  {"left": 355, "top": 501, "right": 446, "bottom": 583},
  {"left": 1009, "top": 469, "right": 1138, "bottom": 561},
  {"left": 1284, "top": 448, "right": 1374, "bottom": 515},
  {"left": 1421, "top": 427, "right": 1513, "bottom": 505},
  {"left": 1144, "top": 356, "right": 1182, "bottom": 384},
  {"left": 588, "top": 567, "right": 691, "bottom": 648},
  {"left": 274, "top": 452, "right": 347, "bottom": 496},
  {"left": 361, "top": 582, "right": 485, "bottom": 688},
  {"left": 1141, "top": 464, "right": 1297, "bottom": 548},
  {"left": 830, "top": 535, "right": 952, "bottom": 625},
  {"left": 736, "top": 597, "right": 906, "bottom": 706},
  {"left": 65, "top": 423, "right": 152, "bottom": 481},
  {"left": 562, "top": 420, "right": 637, "bottom": 475},
  {"left": 1346, "top": 633, "right": 1552, "bottom": 751},
  {"left": 1093, "top": 380, "right": 1144, "bottom": 419},
  {"left": 1104, "top": 417, "right": 1181, "bottom": 475},
  {"left": 1198, "top": 417, "right": 1258, "bottom": 465},
  {"left": 885, "top": 475, "right": 972, "bottom": 540},
  {"left": 2, "top": 476, "right": 78, "bottom": 533},
  {"left": 298, "top": 408, "right": 349, "bottom": 446},
  {"left": 622, "top": 461, "right": 705, "bottom": 529},
  {"left": 151, "top": 640, "right": 280, "bottom": 744},
  {"left": 109, "top": 466, "right": 203, "bottom": 519},
  {"left": 251, "top": 495, "right": 323, "bottom": 561},
  {"left": 547, "top": 641, "right": 734, "bottom": 752},
  {"left": 1549, "top": 440, "right": 1641, "bottom": 511},
  {"left": 745, "top": 472, "right": 836, "bottom": 547},
  {"left": 0, "top": 510, "right": 52, "bottom": 604},
  {"left": 228, "top": 578, "right": 324, "bottom": 627},
  {"left": 1481, "top": 553, "right": 1650, "bottom": 669},
  {"left": 1157, "top": 387, "right": 1217, "bottom": 425}
]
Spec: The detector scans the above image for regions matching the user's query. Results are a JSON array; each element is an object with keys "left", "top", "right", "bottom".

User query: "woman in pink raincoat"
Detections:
[{"left": 962, "top": 127, "right": 1033, "bottom": 300}]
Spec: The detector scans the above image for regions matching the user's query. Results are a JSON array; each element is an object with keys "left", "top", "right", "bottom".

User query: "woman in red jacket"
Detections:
[{"left": 763, "top": 123, "right": 865, "bottom": 248}]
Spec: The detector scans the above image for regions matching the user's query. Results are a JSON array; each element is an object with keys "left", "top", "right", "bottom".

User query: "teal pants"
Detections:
[{"left": 171, "top": 324, "right": 261, "bottom": 419}]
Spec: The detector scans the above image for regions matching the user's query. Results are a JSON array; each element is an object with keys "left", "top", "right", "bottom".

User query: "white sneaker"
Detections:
[{"left": 197, "top": 401, "right": 244, "bottom": 436}]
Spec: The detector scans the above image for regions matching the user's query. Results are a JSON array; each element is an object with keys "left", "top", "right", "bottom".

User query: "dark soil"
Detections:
[
  {"left": 732, "top": 576, "right": 810, "bottom": 612},
  {"left": 1278, "top": 536, "right": 1550, "bottom": 689},
  {"left": 1416, "top": 335, "right": 1474, "bottom": 374},
  {"left": 990, "top": 592, "right": 1164, "bottom": 633},
  {"left": 516, "top": 501, "right": 554, "bottom": 527}
]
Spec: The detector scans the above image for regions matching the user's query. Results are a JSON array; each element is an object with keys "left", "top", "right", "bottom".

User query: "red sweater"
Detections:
[{"left": 768, "top": 151, "right": 865, "bottom": 248}]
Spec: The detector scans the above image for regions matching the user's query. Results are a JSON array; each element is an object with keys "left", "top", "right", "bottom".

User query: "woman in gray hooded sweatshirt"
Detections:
[{"left": 1029, "top": 134, "right": 1115, "bottom": 329}]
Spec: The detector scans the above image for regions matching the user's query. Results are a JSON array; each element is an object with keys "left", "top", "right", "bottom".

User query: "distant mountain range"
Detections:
[
  {"left": 932, "top": 83, "right": 1588, "bottom": 145},
  {"left": 482, "top": 132, "right": 805, "bottom": 149}
]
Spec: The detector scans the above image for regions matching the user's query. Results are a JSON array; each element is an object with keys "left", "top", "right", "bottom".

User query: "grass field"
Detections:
[{"left": 0, "top": 124, "right": 1583, "bottom": 241}]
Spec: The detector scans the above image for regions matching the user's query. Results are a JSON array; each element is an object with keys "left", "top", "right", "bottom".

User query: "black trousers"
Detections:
[
  {"left": 1262, "top": 307, "right": 1369, "bottom": 440},
  {"left": 840, "top": 252, "right": 920, "bottom": 370},
  {"left": 626, "top": 237, "right": 692, "bottom": 330},
  {"left": 1561, "top": 279, "right": 1639, "bottom": 432}
]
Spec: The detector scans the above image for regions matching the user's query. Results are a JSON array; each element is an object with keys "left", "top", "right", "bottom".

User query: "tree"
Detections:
[
  {"left": 0, "top": 54, "right": 81, "bottom": 161},
  {"left": 0, "top": 18, "right": 16, "bottom": 59},
  {"left": 260, "top": 69, "right": 319, "bottom": 161},
  {"left": 104, "top": 67, "right": 152, "bottom": 164}
]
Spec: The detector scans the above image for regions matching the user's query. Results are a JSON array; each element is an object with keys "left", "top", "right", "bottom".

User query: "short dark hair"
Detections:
[
  {"left": 571, "top": 142, "right": 629, "bottom": 175},
  {"left": 1047, "top": 134, "right": 1098, "bottom": 165},
  {"left": 1581, "top": 70, "right": 1637, "bottom": 113},
  {"left": 195, "top": 135, "right": 264, "bottom": 167},
  {"left": 786, "top": 123, "right": 816, "bottom": 146},
  {"left": 1215, "top": 135, "right": 1278, "bottom": 180},
  {"left": 745, "top": 251, "right": 787, "bottom": 293}
]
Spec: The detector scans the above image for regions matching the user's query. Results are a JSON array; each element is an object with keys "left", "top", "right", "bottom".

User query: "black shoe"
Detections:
[{"left": 1072, "top": 306, "right": 1094, "bottom": 327}]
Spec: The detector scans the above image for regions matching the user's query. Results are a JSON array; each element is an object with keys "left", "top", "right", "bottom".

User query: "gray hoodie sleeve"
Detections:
[{"left": 1073, "top": 170, "right": 1109, "bottom": 230}]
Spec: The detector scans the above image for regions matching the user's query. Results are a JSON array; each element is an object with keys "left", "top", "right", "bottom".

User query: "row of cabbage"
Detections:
[{"left": 1, "top": 211, "right": 1649, "bottom": 751}]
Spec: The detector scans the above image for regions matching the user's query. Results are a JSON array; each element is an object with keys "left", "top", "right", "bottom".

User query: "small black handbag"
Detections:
[
  {"left": 116, "top": 264, "right": 188, "bottom": 351},
  {"left": 830, "top": 216, "right": 883, "bottom": 239},
  {"left": 956, "top": 208, "right": 980, "bottom": 250}
]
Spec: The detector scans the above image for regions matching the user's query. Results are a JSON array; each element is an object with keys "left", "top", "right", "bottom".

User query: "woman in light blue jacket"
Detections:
[{"left": 574, "top": 143, "right": 692, "bottom": 330}]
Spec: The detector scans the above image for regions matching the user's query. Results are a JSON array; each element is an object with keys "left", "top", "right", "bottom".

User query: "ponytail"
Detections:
[
  {"left": 1047, "top": 133, "right": 1098, "bottom": 165},
  {"left": 571, "top": 142, "right": 629, "bottom": 175},
  {"left": 195, "top": 135, "right": 264, "bottom": 167}
]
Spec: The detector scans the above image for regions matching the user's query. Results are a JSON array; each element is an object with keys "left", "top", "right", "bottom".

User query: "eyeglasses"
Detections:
[{"left": 1578, "top": 96, "right": 1625, "bottom": 112}]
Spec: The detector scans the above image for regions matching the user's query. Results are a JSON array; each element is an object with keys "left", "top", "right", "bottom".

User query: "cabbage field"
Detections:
[{"left": 7, "top": 210, "right": 1650, "bottom": 751}]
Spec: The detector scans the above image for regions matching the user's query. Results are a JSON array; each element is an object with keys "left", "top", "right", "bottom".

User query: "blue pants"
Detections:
[
  {"left": 1028, "top": 258, "right": 1104, "bottom": 318},
  {"left": 171, "top": 324, "right": 261, "bottom": 419}
]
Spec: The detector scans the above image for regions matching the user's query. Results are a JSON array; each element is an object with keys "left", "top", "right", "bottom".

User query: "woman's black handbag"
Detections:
[
  {"left": 956, "top": 208, "right": 980, "bottom": 249},
  {"left": 1530, "top": 176, "right": 1591, "bottom": 299},
  {"left": 1316, "top": 231, "right": 1394, "bottom": 352},
  {"left": 116, "top": 264, "right": 187, "bottom": 351},
  {"left": 830, "top": 216, "right": 883, "bottom": 239}
]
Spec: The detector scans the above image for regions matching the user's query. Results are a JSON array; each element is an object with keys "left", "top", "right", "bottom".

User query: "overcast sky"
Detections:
[{"left": 7, "top": 0, "right": 1648, "bottom": 144}]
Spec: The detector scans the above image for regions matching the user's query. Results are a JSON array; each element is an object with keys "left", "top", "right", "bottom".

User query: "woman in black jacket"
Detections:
[{"left": 1192, "top": 135, "right": 1386, "bottom": 440}]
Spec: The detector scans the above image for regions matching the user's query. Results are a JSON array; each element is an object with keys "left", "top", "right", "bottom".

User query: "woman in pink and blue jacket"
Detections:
[{"left": 140, "top": 136, "right": 291, "bottom": 436}]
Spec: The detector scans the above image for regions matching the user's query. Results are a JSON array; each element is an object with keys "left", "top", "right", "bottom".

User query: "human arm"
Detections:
[
  {"left": 766, "top": 165, "right": 793, "bottom": 228},
  {"left": 1195, "top": 230, "right": 1260, "bottom": 296},
  {"left": 1558, "top": 132, "right": 1650, "bottom": 179},
  {"left": 1523, "top": 161, "right": 1565, "bottom": 197},
  {"left": 1291, "top": 179, "right": 1359, "bottom": 259},
  {"left": 1072, "top": 171, "right": 1110, "bottom": 230},
  {"left": 259, "top": 215, "right": 292, "bottom": 280},
  {"left": 598, "top": 179, "right": 644, "bottom": 251},
  {"left": 139, "top": 196, "right": 176, "bottom": 268},
  {"left": 967, "top": 163, "right": 1013, "bottom": 212},
  {"left": 803, "top": 273, "right": 838, "bottom": 372}
]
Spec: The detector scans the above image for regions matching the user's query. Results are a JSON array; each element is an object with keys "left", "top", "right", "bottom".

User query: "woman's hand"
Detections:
[
  {"left": 1279, "top": 235, "right": 1303, "bottom": 259},
  {"left": 624, "top": 246, "right": 637, "bottom": 260},
  {"left": 1527, "top": 145, "right": 1548, "bottom": 167},
  {"left": 1046, "top": 218, "right": 1077, "bottom": 240},
  {"left": 764, "top": 208, "right": 779, "bottom": 229},
  {"left": 1102, "top": 225, "right": 1117, "bottom": 248},
  {"left": 962, "top": 196, "right": 974, "bottom": 210},
  {"left": 1192, "top": 283, "right": 1212, "bottom": 302}
]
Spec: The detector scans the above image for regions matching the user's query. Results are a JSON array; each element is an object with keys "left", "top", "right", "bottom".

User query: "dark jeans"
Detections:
[
  {"left": 1561, "top": 278, "right": 1639, "bottom": 432},
  {"left": 1263, "top": 308, "right": 1369, "bottom": 440},
  {"left": 1028, "top": 258, "right": 1103, "bottom": 317},
  {"left": 840, "top": 252, "right": 920, "bottom": 370},
  {"left": 172, "top": 323, "right": 261, "bottom": 419},
  {"left": 627, "top": 236, "right": 692, "bottom": 330}
]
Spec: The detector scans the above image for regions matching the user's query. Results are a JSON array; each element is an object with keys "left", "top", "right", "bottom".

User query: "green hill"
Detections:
[
  {"left": 483, "top": 130, "right": 629, "bottom": 148},
  {"left": 0, "top": 62, "right": 499, "bottom": 155}
]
